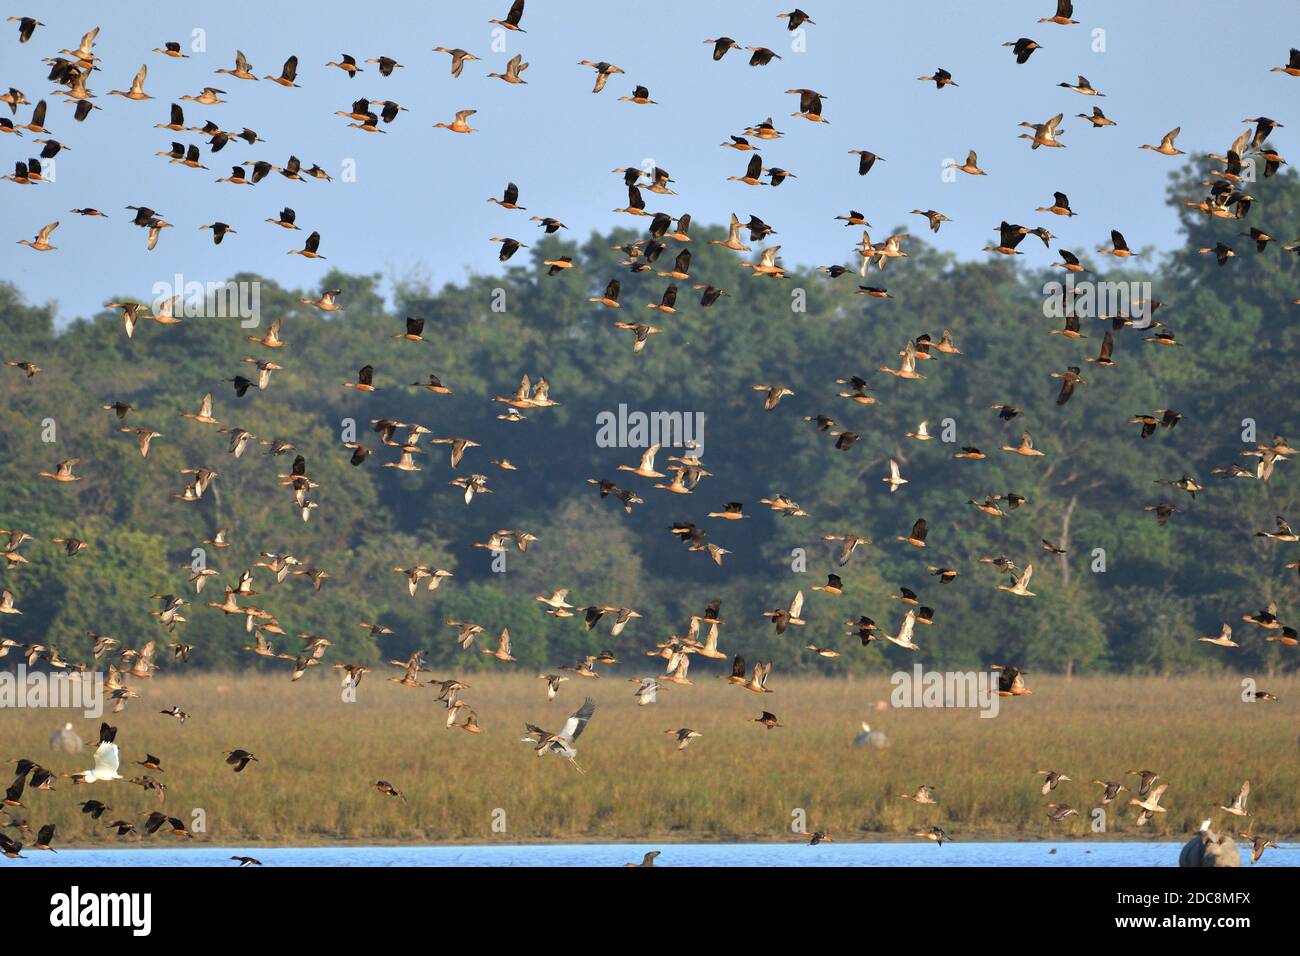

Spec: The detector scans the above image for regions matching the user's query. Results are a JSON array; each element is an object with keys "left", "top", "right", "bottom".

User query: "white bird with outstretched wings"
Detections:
[{"left": 81, "top": 723, "right": 121, "bottom": 782}]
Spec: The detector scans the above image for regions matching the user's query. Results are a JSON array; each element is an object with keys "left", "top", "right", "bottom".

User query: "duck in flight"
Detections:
[
  {"left": 489, "top": 0, "right": 527, "bottom": 32},
  {"left": 1139, "top": 127, "right": 1184, "bottom": 156},
  {"left": 917, "top": 68, "right": 957, "bottom": 90}
]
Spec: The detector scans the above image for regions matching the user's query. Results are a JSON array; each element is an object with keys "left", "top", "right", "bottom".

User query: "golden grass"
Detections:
[{"left": 5, "top": 671, "right": 1297, "bottom": 846}]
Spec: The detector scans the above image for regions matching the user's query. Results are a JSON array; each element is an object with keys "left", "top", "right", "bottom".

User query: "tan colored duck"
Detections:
[
  {"left": 489, "top": 53, "right": 529, "bottom": 84},
  {"left": 489, "top": 0, "right": 526, "bottom": 31},
  {"left": 579, "top": 60, "right": 623, "bottom": 93},
  {"left": 288, "top": 231, "right": 325, "bottom": 259},
  {"left": 265, "top": 56, "right": 300, "bottom": 87},
  {"left": 1037, "top": 191, "right": 1076, "bottom": 217},
  {"left": 215, "top": 50, "right": 256, "bottom": 80},
  {"left": 325, "top": 54, "right": 362, "bottom": 77},
  {"left": 880, "top": 341, "right": 922, "bottom": 380},
  {"left": 300, "top": 289, "right": 344, "bottom": 312},
  {"left": 1139, "top": 127, "right": 1184, "bottom": 155},
  {"left": 946, "top": 150, "right": 987, "bottom": 175},
  {"left": 1077, "top": 106, "right": 1115, "bottom": 128},
  {"left": 38, "top": 459, "right": 81, "bottom": 482},
  {"left": 787, "top": 88, "right": 828, "bottom": 122},
  {"left": 917, "top": 68, "right": 957, "bottom": 89},
  {"left": 709, "top": 213, "right": 752, "bottom": 252},
  {"left": 1052, "top": 249, "right": 1086, "bottom": 273},
  {"left": 1002, "top": 431, "right": 1045, "bottom": 457},
  {"left": 433, "top": 47, "right": 479, "bottom": 77},
  {"left": 996, "top": 564, "right": 1035, "bottom": 597},
  {"left": 1019, "top": 113, "right": 1065, "bottom": 149},
  {"left": 434, "top": 109, "right": 477, "bottom": 133},
  {"left": 1271, "top": 47, "right": 1300, "bottom": 76},
  {"left": 108, "top": 65, "right": 152, "bottom": 100},
  {"left": 181, "top": 87, "right": 227, "bottom": 105},
  {"left": 16, "top": 220, "right": 57, "bottom": 251},
  {"left": 1039, "top": 0, "right": 1077, "bottom": 24}
]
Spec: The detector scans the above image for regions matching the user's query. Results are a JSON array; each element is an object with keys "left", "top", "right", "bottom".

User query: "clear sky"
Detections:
[{"left": 3, "top": 0, "right": 1297, "bottom": 323}]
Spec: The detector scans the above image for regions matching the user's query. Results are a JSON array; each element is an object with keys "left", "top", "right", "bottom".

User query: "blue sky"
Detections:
[{"left": 3, "top": 0, "right": 1297, "bottom": 323}]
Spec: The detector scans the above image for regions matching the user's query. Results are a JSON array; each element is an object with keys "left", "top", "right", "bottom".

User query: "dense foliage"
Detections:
[{"left": 1, "top": 162, "right": 1297, "bottom": 676}]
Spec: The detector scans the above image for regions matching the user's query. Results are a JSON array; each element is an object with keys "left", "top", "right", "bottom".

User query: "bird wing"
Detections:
[
  {"left": 93, "top": 741, "right": 119, "bottom": 778},
  {"left": 674, "top": 654, "right": 690, "bottom": 679},
  {"left": 560, "top": 697, "right": 596, "bottom": 741}
]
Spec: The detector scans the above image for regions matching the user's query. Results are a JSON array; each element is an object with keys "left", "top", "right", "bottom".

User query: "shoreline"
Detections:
[{"left": 52, "top": 833, "right": 1294, "bottom": 851}]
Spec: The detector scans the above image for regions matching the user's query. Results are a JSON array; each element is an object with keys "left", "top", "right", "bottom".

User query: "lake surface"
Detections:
[{"left": 8, "top": 842, "right": 1292, "bottom": 867}]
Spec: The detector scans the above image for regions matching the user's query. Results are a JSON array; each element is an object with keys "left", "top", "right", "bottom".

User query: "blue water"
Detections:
[{"left": 6, "top": 842, "right": 1292, "bottom": 866}]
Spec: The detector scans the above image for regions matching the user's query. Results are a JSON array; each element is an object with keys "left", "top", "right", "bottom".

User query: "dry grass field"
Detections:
[{"left": 4, "top": 671, "right": 1297, "bottom": 846}]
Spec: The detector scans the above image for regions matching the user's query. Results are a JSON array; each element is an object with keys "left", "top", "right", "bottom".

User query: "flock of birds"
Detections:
[{"left": 0, "top": 1, "right": 1297, "bottom": 862}]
